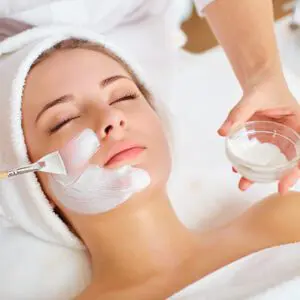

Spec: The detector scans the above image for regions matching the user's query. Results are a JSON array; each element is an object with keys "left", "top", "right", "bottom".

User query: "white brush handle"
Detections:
[{"left": 0, "top": 162, "right": 44, "bottom": 179}]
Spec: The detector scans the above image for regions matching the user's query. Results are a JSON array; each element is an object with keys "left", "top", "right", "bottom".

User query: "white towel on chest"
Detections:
[
  {"left": 171, "top": 242, "right": 300, "bottom": 299},
  {"left": 0, "top": 227, "right": 91, "bottom": 300}
]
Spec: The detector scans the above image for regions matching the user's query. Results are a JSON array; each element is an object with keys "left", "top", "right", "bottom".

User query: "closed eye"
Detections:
[
  {"left": 49, "top": 116, "right": 80, "bottom": 134},
  {"left": 110, "top": 92, "right": 138, "bottom": 105}
]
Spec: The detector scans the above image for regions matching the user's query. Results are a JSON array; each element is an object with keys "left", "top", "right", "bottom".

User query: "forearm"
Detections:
[{"left": 203, "top": 0, "right": 283, "bottom": 91}]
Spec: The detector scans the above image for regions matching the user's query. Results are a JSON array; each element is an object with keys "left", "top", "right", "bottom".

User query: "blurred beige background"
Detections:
[{"left": 182, "top": 0, "right": 291, "bottom": 53}]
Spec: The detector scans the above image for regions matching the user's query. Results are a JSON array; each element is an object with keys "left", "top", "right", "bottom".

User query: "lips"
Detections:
[{"left": 104, "top": 142, "right": 146, "bottom": 167}]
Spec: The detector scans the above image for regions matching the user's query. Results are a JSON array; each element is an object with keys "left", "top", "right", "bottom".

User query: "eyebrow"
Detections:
[
  {"left": 35, "top": 94, "right": 73, "bottom": 124},
  {"left": 35, "top": 75, "right": 131, "bottom": 124},
  {"left": 100, "top": 75, "right": 131, "bottom": 88}
]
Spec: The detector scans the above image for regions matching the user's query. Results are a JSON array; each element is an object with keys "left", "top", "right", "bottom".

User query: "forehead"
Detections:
[
  {"left": 23, "top": 48, "right": 131, "bottom": 106},
  {"left": 28, "top": 48, "right": 130, "bottom": 86}
]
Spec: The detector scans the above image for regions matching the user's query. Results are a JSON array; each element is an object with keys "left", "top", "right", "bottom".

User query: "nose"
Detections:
[{"left": 98, "top": 108, "right": 127, "bottom": 140}]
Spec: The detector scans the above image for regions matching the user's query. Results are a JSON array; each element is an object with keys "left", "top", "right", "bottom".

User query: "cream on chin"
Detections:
[{"left": 49, "top": 165, "right": 151, "bottom": 214}]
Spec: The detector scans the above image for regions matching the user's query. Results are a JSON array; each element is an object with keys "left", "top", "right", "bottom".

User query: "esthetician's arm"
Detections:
[
  {"left": 196, "top": 0, "right": 300, "bottom": 194},
  {"left": 200, "top": 0, "right": 281, "bottom": 92}
]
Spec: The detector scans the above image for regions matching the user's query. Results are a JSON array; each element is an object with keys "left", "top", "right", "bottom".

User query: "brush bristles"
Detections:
[{"left": 38, "top": 152, "right": 67, "bottom": 175}]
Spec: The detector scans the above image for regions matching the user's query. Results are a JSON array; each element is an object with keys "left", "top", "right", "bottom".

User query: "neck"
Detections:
[{"left": 74, "top": 189, "right": 200, "bottom": 288}]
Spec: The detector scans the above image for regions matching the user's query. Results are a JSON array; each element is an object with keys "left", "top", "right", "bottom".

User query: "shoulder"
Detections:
[{"left": 240, "top": 192, "right": 300, "bottom": 245}]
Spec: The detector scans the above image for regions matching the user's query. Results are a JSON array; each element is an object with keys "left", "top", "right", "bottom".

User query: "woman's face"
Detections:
[{"left": 22, "top": 47, "right": 171, "bottom": 211}]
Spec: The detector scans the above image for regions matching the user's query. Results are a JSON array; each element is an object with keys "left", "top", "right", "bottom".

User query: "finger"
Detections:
[
  {"left": 218, "top": 100, "right": 256, "bottom": 136},
  {"left": 232, "top": 167, "right": 237, "bottom": 173},
  {"left": 278, "top": 167, "right": 300, "bottom": 195},
  {"left": 218, "top": 120, "right": 233, "bottom": 137},
  {"left": 239, "top": 177, "right": 254, "bottom": 191}
]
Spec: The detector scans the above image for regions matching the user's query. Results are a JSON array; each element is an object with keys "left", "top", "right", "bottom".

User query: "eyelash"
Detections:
[
  {"left": 110, "top": 92, "right": 138, "bottom": 105},
  {"left": 48, "top": 92, "right": 138, "bottom": 134},
  {"left": 49, "top": 116, "right": 80, "bottom": 134}
]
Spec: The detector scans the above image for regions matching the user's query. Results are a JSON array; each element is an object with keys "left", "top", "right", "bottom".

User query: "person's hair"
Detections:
[{"left": 30, "top": 38, "right": 152, "bottom": 103}]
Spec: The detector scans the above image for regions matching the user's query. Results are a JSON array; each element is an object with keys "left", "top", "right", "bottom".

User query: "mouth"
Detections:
[{"left": 104, "top": 143, "right": 146, "bottom": 167}]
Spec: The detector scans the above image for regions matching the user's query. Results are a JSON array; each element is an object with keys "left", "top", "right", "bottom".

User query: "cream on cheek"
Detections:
[{"left": 47, "top": 129, "right": 151, "bottom": 215}]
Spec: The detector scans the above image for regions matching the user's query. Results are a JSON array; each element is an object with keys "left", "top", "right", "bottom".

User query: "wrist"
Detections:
[{"left": 240, "top": 58, "right": 286, "bottom": 93}]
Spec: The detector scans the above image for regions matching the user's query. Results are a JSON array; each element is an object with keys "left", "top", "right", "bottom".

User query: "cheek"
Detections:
[
  {"left": 153, "top": 124, "right": 172, "bottom": 177},
  {"left": 22, "top": 98, "right": 49, "bottom": 163},
  {"left": 150, "top": 131, "right": 171, "bottom": 186},
  {"left": 138, "top": 110, "right": 171, "bottom": 184},
  {"left": 22, "top": 122, "right": 40, "bottom": 165},
  {"left": 22, "top": 104, "right": 61, "bottom": 207}
]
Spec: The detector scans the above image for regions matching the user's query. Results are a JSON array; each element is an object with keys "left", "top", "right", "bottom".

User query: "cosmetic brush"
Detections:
[{"left": 0, "top": 129, "right": 100, "bottom": 180}]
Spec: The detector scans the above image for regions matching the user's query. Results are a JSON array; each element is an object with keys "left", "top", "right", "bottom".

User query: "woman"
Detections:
[{"left": 1, "top": 24, "right": 300, "bottom": 298}]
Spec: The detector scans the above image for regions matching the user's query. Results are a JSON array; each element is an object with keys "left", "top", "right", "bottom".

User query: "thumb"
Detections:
[{"left": 218, "top": 99, "right": 256, "bottom": 136}]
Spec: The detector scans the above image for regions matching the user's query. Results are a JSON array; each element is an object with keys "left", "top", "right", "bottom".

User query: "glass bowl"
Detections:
[{"left": 225, "top": 121, "right": 300, "bottom": 183}]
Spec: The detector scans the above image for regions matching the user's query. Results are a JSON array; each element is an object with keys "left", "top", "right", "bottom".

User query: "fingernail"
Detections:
[{"left": 218, "top": 128, "right": 226, "bottom": 136}]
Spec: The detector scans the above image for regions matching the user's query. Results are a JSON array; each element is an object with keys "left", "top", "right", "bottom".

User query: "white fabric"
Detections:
[
  {"left": 171, "top": 243, "right": 300, "bottom": 299},
  {"left": 0, "top": 227, "right": 91, "bottom": 300},
  {"left": 0, "top": 0, "right": 190, "bottom": 100},
  {"left": 292, "top": 0, "right": 300, "bottom": 25},
  {"left": 250, "top": 276, "right": 300, "bottom": 300},
  {"left": 0, "top": 0, "right": 169, "bottom": 28}
]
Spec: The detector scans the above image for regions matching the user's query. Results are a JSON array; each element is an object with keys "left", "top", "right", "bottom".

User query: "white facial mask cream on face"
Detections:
[
  {"left": 47, "top": 128, "right": 151, "bottom": 214},
  {"left": 49, "top": 165, "right": 151, "bottom": 214}
]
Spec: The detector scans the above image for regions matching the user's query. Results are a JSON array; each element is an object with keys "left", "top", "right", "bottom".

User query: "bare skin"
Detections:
[{"left": 76, "top": 192, "right": 300, "bottom": 300}]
